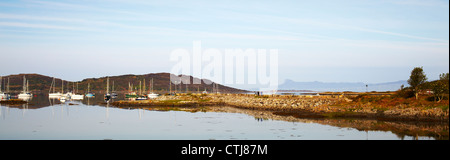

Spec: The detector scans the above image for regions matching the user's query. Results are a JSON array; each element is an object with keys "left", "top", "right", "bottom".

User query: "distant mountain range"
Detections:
[
  {"left": 278, "top": 79, "right": 409, "bottom": 92},
  {"left": 0, "top": 73, "right": 247, "bottom": 94}
]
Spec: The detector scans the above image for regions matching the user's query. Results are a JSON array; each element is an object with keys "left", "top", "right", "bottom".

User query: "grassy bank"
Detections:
[{"left": 328, "top": 93, "right": 449, "bottom": 121}]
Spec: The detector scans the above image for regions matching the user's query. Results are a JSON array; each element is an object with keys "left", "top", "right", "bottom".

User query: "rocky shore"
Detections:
[{"left": 111, "top": 93, "right": 449, "bottom": 122}]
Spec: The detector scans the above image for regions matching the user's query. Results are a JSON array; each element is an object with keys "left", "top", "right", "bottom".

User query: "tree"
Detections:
[
  {"left": 440, "top": 73, "right": 450, "bottom": 100},
  {"left": 407, "top": 67, "right": 427, "bottom": 99},
  {"left": 440, "top": 73, "right": 449, "bottom": 81},
  {"left": 431, "top": 73, "right": 449, "bottom": 102}
]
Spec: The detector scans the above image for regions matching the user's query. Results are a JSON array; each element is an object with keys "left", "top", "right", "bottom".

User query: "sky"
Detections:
[{"left": 0, "top": 0, "right": 449, "bottom": 89}]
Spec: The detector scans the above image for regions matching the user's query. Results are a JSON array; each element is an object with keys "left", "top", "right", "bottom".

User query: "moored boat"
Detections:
[
  {"left": 48, "top": 78, "right": 62, "bottom": 98},
  {"left": 147, "top": 78, "right": 159, "bottom": 99},
  {"left": 71, "top": 94, "right": 84, "bottom": 100},
  {"left": 71, "top": 82, "right": 84, "bottom": 100},
  {"left": 86, "top": 92, "right": 95, "bottom": 97},
  {"left": 125, "top": 92, "right": 138, "bottom": 98},
  {"left": 0, "top": 76, "right": 9, "bottom": 101},
  {"left": 136, "top": 95, "right": 147, "bottom": 100},
  {"left": 0, "top": 92, "right": 9, "bottom": 101},
  {"left": 147, "top": 93, "right": 158, "bottom": 99},
  {"left": 104, "top": 77, "right": 111, "bottom": 102},
  {"left": 85, "top": 83, "right": 95, "bottom": 97},
  {"left": 18, "top": 76, "right": 32, "bottom": 98}
]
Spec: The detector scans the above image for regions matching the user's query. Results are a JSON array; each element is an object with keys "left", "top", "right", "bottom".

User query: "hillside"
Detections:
[{"left": 0, "top": 73, "right": 247, "bottom": 94}]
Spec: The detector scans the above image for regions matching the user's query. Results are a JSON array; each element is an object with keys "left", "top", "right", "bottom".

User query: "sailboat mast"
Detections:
[
  {"left": 150, "top": 78, "right": 153, "bottom": 92},
  {"left": 22, "top": 76, "right": 26, "bottom": 93},
  {"left": 49, "top": 78, "right": 53, "bottom": 93},
  {"left": 7, "top": 77, "right": 10, "bottom": 93},
  {"left": 106, "top": 77, "right": 109, "bottom": 94}
]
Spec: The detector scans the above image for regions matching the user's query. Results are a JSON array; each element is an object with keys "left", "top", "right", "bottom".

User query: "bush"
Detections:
[
  {"left": 393, "top": 88, "right": 415, "bottom": 99},
  {"left": 426, "top": 95, "right": 449, "bottom": 102}
]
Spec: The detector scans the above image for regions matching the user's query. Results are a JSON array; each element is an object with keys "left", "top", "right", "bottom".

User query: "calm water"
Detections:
[{"left": 0, "top": 94, "right": 444, "bottom": 140}]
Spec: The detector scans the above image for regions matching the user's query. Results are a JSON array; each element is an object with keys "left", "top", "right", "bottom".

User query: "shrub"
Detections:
[{"left": 393, "top": 88, "right": 415, "bottom": 99}]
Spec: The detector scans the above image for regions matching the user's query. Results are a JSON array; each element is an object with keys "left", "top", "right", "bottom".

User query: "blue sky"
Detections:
[{"left": 0, "top": 0, "right": 448, "bottom": 87}]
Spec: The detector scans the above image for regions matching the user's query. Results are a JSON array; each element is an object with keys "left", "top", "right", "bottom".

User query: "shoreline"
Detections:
[
  {"left": 0, "top": 99, "right": 27, "bottom": 105},
  {"left": 111, "top": 94, "right": 449, "bottom": 122}
]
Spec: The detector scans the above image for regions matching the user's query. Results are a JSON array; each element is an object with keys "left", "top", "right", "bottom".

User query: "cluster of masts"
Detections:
[
  {"left": 0, "top": 76, "right": 11, "bottom": 101},
  {"left": 168, "top": 79, "right": 220, "bottom": 95},
  {"left": 48, "top": 77, "right": 86, "bottom": 102},
  {"left": 0, "top": 76, "right": 33, "bottom": 101},
  {"left": 1, "top": 75, "right": 222, "bottom": 102},
  {"left": 124, "top": 77, "right": 158, "bottom": 101}
]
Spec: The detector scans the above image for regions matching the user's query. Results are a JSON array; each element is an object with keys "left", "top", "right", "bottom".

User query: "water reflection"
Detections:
[{"left": 0, "top": 94, "right": 448, "bottom": 140}]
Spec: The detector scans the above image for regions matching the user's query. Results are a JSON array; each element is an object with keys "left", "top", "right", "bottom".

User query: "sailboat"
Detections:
[
  {"left": 111, "top": 81, "right": 118, "bottom": 98},
  {"left": 136, "top": 80, "right": 147, "bottom": 100},
  {"left": 85, "top": 83, "right": 95, "bottom": 97},
  {"left": 71, "top": 82, "right": 84, "bottom": 100},
  {"left": 0, "top": 76, "right": 9, "bottom": 101},
  {"left": 62, "top": 81, "right": 72, "bottom": 100},
  {"left": 125, "top": 82, "right": 138, "bottom": 98},
  {"left": 18, "top": 76, "right": 32, "bottom": 101},
  {"left": 104, "top": 77, "right": 111, "bottom": 101},
  {"left": 59, "top": 80, "right": 68, "bottom": 102},
  {"left": 147, "top": 78, "right": 158, "bottom": 99},
  {"left": 49, "top": 78, "right": 62, "bottom": 98}
]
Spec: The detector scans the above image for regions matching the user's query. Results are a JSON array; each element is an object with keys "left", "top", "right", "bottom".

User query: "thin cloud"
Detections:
[
  {"left": 383, "top": 0, "right": 449, "bottom": 8},
  {"left": 0, "top": 22, "right": 97, "bottom": 31},
  {"left": 351, "top": 26, "right": 449, "bottom": 43},
  {"left": 268, "top": 15, "right": 449, "bottom": 43}
]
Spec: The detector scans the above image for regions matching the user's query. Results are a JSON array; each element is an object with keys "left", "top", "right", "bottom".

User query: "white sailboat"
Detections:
[
  {"left": 49, "top": 78, "right": 62, "bottom": 98},
  {"left": 147, "top": 78, "right": 158, "bottom": 99},
  {"left": 71, "top": 94, "right": 83, "bottom": 100},
  {"left": 18, "top": 76, "right": 32, "bottom": 98},
  {"left": 0, "top": 76, "right": 8, "bottom": 101},
  {"left": 71, "top": 82, "right": 84, "bottom": 100},
  {"left": 59, "top": 81, "right": 72, "bottom": 102},
  {"left": 59, "top": 80, "right": 69, "bottom": 102},
  {"left": 60, "top": 96, "right": 66, "bottom": 103},
  {"left": 64, "top": 82, "right": 73, "bottom": 99}
]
